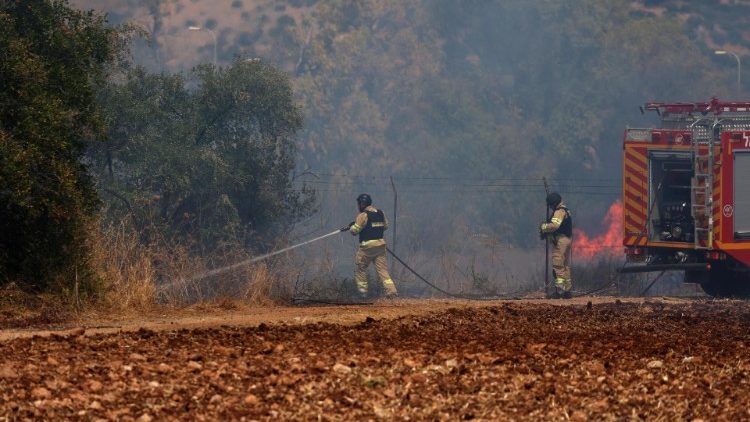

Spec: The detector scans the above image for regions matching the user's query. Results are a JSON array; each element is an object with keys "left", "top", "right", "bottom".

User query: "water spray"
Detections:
[{"left": 160, "top": 229, "right": 344, "bottom": 292}]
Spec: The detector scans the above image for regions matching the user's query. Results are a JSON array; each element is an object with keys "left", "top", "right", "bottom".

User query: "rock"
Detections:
[
  {"left": 69, "top": 327, "right": 85, "bottom": 337},
  {"left": 244, "top": 394, "right": 259, "bottom": 405},
  {"left": 89, "top": 401, "right": 103, "bottom": 410},
  {"left": 47, "top": 357, "right": 59, "bottom": 366},
  {"left": 333, "top": 363, "right": 352, "bottom": 374},
  {"left": 137, "top": 414, "right": 153, "bottom": 422},
  {"left": 88, "top": 380, "right": 103, "bottom": 392},
  {"left": 373, "top": 405, "right": 388, "bottom": 418},
  {"left": 31, "top": 387, "right": 51, "bottom": 399},
  {"left": 129, "top": 353, "right": 147, "bottom": 362},
  {"left": 445, "top": 359, "right": 458, "bottom": 368},
  {"left": 410, "top": 373, "right": 428, "bottom": 384},
  {"left": 209, "top": 394, "right": 222, "bottom": 404},
  {"left": 157, "top": 363, "right": 172, "bottom": 373},
  {"left": 682, "top": 356, "right": 703, "bottom": 364},
  {"left": 647, "top": 360, "right": 664, "bottom": 369},
  {"left": 187, "top": 361, "right": 202, "bottom": 370},
  {"left": 403, "top": 358, "right": 419, "bottom": 368},
  {"left": 570, "top": 410, "right": 588, "bottom": 422},
  {"left": 0, "top": 365, "right": 17, "bottom": 379}
]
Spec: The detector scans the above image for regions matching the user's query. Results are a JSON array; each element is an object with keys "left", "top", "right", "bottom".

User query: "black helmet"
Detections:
[
  {"left": 546, "top": 192, "right": 562, "bottom": 208},
  {"left": 356, "top": 193, "right": 372, "bottom": 207}
]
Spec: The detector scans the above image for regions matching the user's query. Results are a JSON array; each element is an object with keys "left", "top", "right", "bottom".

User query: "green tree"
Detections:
[
  {"left": 0, "top": 0, "right": 126, "bottom": 292},
  {"left": 91, "top": 59, "right": 315, "bottom": 252}
]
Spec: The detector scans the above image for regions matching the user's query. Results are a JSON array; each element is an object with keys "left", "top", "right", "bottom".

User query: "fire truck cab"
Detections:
[{"left": 622, "top": 99, "right": 750, "bottom": 296}]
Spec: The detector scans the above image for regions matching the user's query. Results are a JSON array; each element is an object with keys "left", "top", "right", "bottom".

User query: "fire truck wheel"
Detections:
[{"left": 699, "top": 264, "right": 750, "bottom": 298}]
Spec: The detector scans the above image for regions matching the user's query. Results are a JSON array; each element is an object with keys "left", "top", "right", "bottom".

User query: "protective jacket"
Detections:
[
  {"left": 541, "top": 202, "right": 572, "bottom": 238},
  {"left": 350, "top": 205, "right": 388, "bottom": 247}
]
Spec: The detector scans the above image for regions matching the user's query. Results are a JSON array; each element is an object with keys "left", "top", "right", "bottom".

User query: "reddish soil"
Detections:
[{"left": 2, "top": 298, "right": 750, "bottom": 420}]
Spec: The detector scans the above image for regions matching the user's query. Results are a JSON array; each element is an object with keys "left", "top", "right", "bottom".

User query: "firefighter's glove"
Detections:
[
  {"left": 539, "top": 223, "right": 547, "bottom": 240},
  {"left": 340, "top": 221, "right": 355, "bottom": 232}
]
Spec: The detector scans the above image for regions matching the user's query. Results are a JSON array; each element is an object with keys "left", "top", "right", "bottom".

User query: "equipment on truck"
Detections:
[{"left": 621, "top": 98, "right": 750, "bottom": 297}]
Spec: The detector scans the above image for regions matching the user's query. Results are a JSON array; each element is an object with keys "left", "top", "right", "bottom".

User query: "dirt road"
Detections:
[{"left": 2, "top": 297, "right": 750, "bottom": 420}]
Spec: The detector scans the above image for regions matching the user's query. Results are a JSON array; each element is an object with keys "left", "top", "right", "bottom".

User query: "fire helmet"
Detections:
[
  {"left": 356, "top": 193, "right": 372, "bottom": 207},
  {"left": 546, "top": 192, "right": 562, "bottom": 208}
]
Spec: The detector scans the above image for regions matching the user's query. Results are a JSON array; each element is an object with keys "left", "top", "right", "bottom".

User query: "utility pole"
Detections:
[
  {"left": 716, "top": 50, "right": 741, "bottom": 95},
  {"left": 189, "top": 26, "right": 218, "bottom": 66},
  {"left": 543, "top": 177, "right": 550, "bottom": 297}
]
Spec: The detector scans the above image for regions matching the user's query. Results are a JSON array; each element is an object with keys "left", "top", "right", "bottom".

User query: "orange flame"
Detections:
[{"left": 573, "top": 201, "right": 622, "bottom": 260}]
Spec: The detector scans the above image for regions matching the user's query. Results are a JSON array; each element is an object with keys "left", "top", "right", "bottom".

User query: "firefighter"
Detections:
[
  {"left": 540, "top": 192, "right": 573, "bottom": 298},
  {"left": 342, "top": 194, "right": 398, "bottom": 299}
]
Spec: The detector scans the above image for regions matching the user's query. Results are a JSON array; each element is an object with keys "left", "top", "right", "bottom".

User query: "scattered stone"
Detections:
[
  {"left": 89, "top": 401, "right": 103, "bottom": 410},
  {"left": 31, "top": 387, "right": 51, "bottom": 399},
  {"left": 129, "top": 353, "right": 147, "bottom": 362},
  {"left": 647, "top": 360, "right": 664, "bottom": 369},
  {"left": 187, "top": 361, "right": 202, "bottom": 371},
  {"left": 0, "top": 365, "right": 17, "bottom": 379},
  {"left": 137, "top": 414, "right": 153, "bottom": 422},
  {"left": 333, "top": 363, "right": 352, "bottom": 374},
  {"left": 157, "top": 363, "right": 172, "bottom": 373},
  {"left": 244, "top": 394, "right": 259, "bottom": 405},
  {"left": 570, "top": 410, "right": 588, "bottom": 422},
  {"left": 69, "top": 327, "right": 86, "bottom": 337},
  {"left": 410, "top": 373, "right": 428, "bottom": 384},
  {"left": 209, "top": 394, "right": 222, "bottom": 404},
  {"left": 87, "top": 380, "right": 103, "bottom": 392}
]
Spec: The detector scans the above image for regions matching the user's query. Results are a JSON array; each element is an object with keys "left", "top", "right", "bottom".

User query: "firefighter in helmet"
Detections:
[
  {"left": 540, "top": 192, "right": 573, "bottom": 298},
  {"left": 341, "top": 194, "right": 398, "bottom": 299}
]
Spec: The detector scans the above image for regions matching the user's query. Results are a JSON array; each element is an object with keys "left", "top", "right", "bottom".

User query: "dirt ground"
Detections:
[{"left": 2, "top": 297, "right": 750, "bottom": 420}]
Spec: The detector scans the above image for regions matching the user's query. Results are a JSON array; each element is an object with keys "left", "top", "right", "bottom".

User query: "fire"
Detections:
[{"left": 573, "top": 201, "right": 622, "bottom": 260}]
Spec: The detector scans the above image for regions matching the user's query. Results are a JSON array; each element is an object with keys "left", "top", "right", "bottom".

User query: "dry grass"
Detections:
[
  {"left": 90, "top": 220, "right": 307, "bottom": 311},
  {"left": 91, "top": 222, "right": 159, "bottom": 312}
]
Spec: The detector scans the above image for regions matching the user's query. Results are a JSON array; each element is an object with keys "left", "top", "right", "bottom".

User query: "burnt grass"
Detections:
[{"left": 2, "top": 301, "right": 750, "bottom": 420}]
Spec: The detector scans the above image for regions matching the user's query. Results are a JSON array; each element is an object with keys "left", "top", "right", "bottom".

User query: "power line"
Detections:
[{"left": 304, "top": 172, "right": 621, "bottom": 183}]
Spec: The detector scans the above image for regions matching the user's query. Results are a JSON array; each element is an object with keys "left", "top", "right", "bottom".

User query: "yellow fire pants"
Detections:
[
  {"left": 355, "top": 244, "right": 397, "bottom": 295},
  {"left": 552, "top": 235, "right": 572, "bottom": 293}
]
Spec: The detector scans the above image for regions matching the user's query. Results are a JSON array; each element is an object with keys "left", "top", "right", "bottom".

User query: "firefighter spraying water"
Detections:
[{"left": 343, "top": 194, "right": 399, "bottom": 299}]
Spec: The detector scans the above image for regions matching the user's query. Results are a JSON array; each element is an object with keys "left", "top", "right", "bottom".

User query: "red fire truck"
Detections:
[{"left": 622, "top": 98, "right": 750, "bottom": 296}]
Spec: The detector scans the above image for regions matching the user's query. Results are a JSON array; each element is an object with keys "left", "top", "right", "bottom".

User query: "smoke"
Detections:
[{"left": 573, "top": 201, "right": 622, "bottom": 261}]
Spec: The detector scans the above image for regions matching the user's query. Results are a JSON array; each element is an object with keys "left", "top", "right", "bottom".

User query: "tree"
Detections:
[
  {"left": 91, "top": 59, "right": 315, "bottom": 252},
  {"left": 0, "top": 0, "right": 126, "bottom": 292}
]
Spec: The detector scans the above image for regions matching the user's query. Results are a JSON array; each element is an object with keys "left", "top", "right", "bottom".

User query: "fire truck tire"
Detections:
[{"left": 699, "top": 264, "right": 750, "bottom": 298}]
